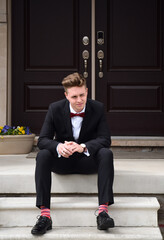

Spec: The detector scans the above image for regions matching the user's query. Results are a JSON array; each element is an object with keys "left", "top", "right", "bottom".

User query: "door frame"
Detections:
[
  {"left": 91, "top": 0, "right": 96, "bottom": 100},
  {"left": 7, "top": 0, "right": 12, "bottom": 125}
]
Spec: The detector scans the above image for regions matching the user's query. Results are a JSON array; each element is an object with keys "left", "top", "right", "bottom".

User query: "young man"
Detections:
[{"left": 31, "top": 72, "right": 114, "bottom": 235}]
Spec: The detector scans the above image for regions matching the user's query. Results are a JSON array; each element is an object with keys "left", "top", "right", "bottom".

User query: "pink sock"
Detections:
[
  {"left": 41, "top": 206, "right": 51, "bottom": 219},
  {"left": 98, "top": 202, "right": 108, "bottom": 214}
]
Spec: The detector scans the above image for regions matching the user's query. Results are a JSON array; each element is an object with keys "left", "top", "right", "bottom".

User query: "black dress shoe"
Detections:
[
  {"left": 31, "top": 216, "right": 52, "bottom": 235},
  {"left": 97, "top": 211, "right": 115, "bottom": 230}
]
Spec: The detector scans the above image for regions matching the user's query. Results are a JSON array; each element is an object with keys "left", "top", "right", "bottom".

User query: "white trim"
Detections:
[
  {"left": 7, "top": 0, "right": 11, "bottom": 125},
  {"left": 0, "top": 0, "right": 7, "bottom": 125},
  {"left": 91, "top": 0, "right": 95, "bottom": 99}
]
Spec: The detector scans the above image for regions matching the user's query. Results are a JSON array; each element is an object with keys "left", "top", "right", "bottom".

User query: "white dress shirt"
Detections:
[
  {"left": 70, "top": 104, "right": 85, "bottom": 141},
  {"left": 69, "top": 104, "right": 89, "bottom": 156},
  {"left": 56, "top": 104, "right": 90, "bottom": 157}
]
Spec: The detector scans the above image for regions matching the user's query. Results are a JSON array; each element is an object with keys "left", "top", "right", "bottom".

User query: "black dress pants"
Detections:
[{"left": 35, "top": 148, "right": 114, "bottom": 209}]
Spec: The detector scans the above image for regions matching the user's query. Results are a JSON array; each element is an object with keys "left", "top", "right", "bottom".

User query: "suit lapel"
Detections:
[
  {"left": 63, "top": 99, "right": 91, "bottom": 142},
  {"left": 63, "top": 100, "right": 74, "bottom": 139},
  {"left": 78, "top": 100, "right": 91, "bottom": 143}
]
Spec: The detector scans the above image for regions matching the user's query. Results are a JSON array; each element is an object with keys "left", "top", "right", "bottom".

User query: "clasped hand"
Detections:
[{"left": 58, "top": 141, "right": 83, "bottom": 158}]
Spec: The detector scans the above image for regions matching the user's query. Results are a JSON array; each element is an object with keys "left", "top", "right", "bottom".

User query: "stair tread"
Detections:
[
  {"left": 111, "top": 136, "right": 164, "bottom": 147},
  {"left": 0, "top": 155, "right": 164, "bottom": 194},
  {"left": 0, "top": 227, "right": 162, "bottom": 240},
  {"left": 0, "top": 196, "right": 159, "bottom": 227},
  {"left": 1, "top": 155, "right": 164, "bottom": 174},
  {"left": 0, "top": 196, "right": 160, "bottom": 209}
]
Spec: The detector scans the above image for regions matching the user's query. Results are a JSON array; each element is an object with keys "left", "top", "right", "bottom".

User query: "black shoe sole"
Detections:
[
  {"left": 97, "top": 222, "right": 115, "bottom": 230},
  {"left": 31, "top": 225, "right": 52, "bottom": 235}
]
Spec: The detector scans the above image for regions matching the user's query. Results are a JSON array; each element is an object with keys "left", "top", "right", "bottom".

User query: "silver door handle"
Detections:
[
  {"left": 82, "top": 50, "right": 89, "bottom": 78},
  {"left": 97, "top": 50, "right": 104, "bottom": 78}
]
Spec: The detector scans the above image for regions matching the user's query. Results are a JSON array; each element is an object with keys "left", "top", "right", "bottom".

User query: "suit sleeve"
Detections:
[
  {"left": 37, "top": 104, "right": 60, "bottom": 156},
  {"left": 85, "top": 105, "right": 111, "bottom": 155}
]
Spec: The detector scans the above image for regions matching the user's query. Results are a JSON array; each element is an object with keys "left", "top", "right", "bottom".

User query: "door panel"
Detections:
[
  {"left": 96, "top": 0, "right": 164, "bottom": 135},
  {"left": 12, "top": 0, "right": 91, "bottom": 134},
  {"left": 108, "top": 0, "right": 160, "bottom": 70},
  {"left": 25, "top": 1, "right": 77, "bottom": 69}
]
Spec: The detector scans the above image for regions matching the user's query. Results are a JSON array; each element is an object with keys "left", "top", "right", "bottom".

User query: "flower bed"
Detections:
[
  {"left": 0, "top": 125, "right": 35, "bottom": 155},
  {"left": 0, "top": 125, "right": 31, "bottom": 135}
]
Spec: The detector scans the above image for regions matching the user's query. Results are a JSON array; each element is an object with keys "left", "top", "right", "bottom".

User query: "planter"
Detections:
[{"left": 0, "top": 134, "right": 35, "bottom": 155}]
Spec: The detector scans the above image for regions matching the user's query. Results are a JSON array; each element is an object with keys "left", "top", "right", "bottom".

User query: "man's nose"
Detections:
[{"left": 77, "top": 96, "right": 82, "bottom": 102}]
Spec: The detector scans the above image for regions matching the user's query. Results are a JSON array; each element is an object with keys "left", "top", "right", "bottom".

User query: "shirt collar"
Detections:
[{"left": 69, "top": 104, "right": 86, "bottom": 114}]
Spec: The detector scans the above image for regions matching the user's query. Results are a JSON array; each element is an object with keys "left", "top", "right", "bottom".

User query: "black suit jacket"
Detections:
[{"left": 38, "top": 98, "right": 111, "bottom": 157}]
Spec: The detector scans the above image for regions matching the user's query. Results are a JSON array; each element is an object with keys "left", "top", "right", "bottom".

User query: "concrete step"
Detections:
[
  {"left": 0, "top": 155, "right": 164, "bottom": 194},
  {"left": 0, "top": 226, "right": 162, "bottom": 240},
  {"left": 33, "top": 136, "right": 164, "bottom": 147},
  {"left": 0, "top": 197, "right": 160, "bottom": 227},
  {"left": 111, "top": 136, "right": 164, "bottom": 147}
]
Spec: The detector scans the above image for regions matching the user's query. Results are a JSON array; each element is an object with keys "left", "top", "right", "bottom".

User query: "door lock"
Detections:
[
  {"left": 97, "top": 50, "right": 104, "bottom": 78},
  {"left": 82, "top": 50, "right": 89, "bottom": 78},
  {"left": 82, "top": 36, "right": 89, "bottom": 46},
  {"left": 97, "top": 31, "right": 104, "bottom": 45}
]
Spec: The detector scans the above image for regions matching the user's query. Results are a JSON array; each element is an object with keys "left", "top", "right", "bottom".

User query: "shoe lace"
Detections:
[{"left": 36, "top": 215, "right": 48, "bottom": 227}]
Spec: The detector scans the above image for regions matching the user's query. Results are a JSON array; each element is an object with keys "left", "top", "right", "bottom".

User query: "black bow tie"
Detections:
[{"left": 70, "top": 112, "right": 85, "bottom": 118}]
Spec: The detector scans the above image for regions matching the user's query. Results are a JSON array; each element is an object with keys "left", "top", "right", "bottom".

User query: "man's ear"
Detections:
[
  {"left": 64, "top": 91, "right": 68, "bottom": 99},
  {"left": 86, "top": 88, "right": 88, "bottom": 96}
]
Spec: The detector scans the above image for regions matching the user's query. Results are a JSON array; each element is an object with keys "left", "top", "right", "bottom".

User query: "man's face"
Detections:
[{"left": 65, "top": 86, "right": 88, "bottom": 112}]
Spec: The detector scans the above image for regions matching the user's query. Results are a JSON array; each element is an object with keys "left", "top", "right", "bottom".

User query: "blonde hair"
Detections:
[{"left": 62, "top": 72, "right": 87, "bottom": 92}]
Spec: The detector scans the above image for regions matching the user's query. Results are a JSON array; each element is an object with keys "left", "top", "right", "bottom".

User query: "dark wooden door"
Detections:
[
  {"left": 12, "top": 0, "right": 91, "bottom": 134},
  {"left": 96, "top": 0, "right": 164, "bottom": 136},
  {"left": 12, "top": 0, "right": 164, "bottom": 136}
]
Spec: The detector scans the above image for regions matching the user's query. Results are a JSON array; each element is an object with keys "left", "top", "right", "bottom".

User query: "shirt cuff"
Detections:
[
  {"left": 56, "top": 143, "right": 61, "bottom": 158},
  {"left": 84, "top": 149, "right": 90, "bottom": 157}
]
